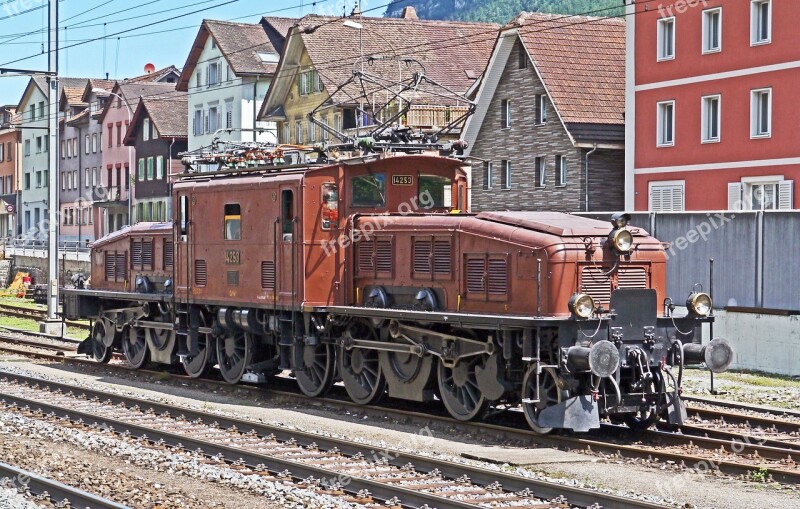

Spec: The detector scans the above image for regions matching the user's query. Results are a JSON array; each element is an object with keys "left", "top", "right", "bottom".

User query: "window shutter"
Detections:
[
  {"left": 650, "top": 187, "right": 663, "bottom": 212},
  {"left": 671, "top": 186, "right": 684, "bottom": 211},
  {"left": 728, "top": 183, "right": 743, "bottom": 210},
  {"left": 778, "top": 180, "right": 794, "bottom": 210}
]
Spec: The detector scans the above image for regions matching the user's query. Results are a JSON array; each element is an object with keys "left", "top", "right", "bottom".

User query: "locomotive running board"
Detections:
[
  {"left": 537, "top": 395, "right": 601, "bottom": 432},
  {"left": 325, "top": 306, "right": 570, "bottom": 328}
]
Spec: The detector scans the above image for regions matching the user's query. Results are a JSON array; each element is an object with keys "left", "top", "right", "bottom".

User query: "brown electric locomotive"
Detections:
[{"left": 65, "top": 150, "right": 733, "bottom": 433}]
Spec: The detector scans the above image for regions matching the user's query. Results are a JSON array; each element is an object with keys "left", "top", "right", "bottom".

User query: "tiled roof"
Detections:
[
  {"left": 296, "top": 15, "right": 498, "bottom": 104},
  {"left": 129, "top": 91, "right": 188, "bottom": 141},
  {"left": 62, "top": 87, "right": 87, "bottom": 106},
  {"left": 514, "top": 12, "right": 625, "bottom": 125},
  {"left": 118, "top": 82, "right": 177, "bottom": 102},
  {"left": 125, "top": 65, "right": 180, "bottom": 83},
  {"left": 206, "top": 19, "right": 282, "bottom": 75},
  {"left": 262, "top": 16, "right": 297, "bottom": 38},
  {"left": 65, "top": 109, "right": 90, "bottom": 126}
]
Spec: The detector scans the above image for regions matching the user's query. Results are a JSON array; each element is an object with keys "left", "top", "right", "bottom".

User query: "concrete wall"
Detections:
[
  {"left": 706, "top": 310, "right": 799, "bottom": 376},
  {"left": 11, "top": 254, "right": 90, "bottom": 285}
]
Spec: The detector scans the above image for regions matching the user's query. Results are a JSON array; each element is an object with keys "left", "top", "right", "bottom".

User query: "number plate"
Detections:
[
  {"left": 225, "top": 250, "right": 241, "bottom": 265},
  {"left": 392, "top": 175, "right": 414, "bottom": 186}
]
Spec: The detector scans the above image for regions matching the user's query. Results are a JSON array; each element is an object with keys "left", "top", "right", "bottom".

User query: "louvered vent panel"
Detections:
[
  {"left": 488, "top": 258, "right": 508, "bottom": 295},
  {"left": 131, "top": 241, "right": 142, "bottom": 267},
  {"left": 581, "top": 267, "right": 612, "bottom": 308},
  {"left": 194, "top": 259, "right": 207, "bottom": 287},
  {"left": 375, "top": 240, "right": 393, "bottom": 274},
  {"left": 227, "top": 271, "right": 239, "bottom": 286},
  {"left": 433, "top": 241, "right": 452, "bottom": 276},
  {"left": 618, "top": 266, "right": 647, "bottom": 289},
  {"left": 261, "top": 261, "right": 276, "bottom": 290},
  {"left": 104, "top": 252, "right": 115, "bottom": 281},
  {"left": 413, "top": 240, "right": 431, "bottom": 274},
  {"left": 466, "top": 258, "right": 486, "bottom": 294},
  {"left": 357, "top": 240, "right": 374, "bottom": 274},
  {"left": 141, "top": 240, "right": 153, "bottom": 269},
  {"left": 163, "top": 241, "right": 174, "bottom": 269},
  {"left": 115, "top": 253, "right": 127, "bottom": 281}
]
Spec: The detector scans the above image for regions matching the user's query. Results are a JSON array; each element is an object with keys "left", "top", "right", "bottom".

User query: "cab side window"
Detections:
[
  {"left": 224, "top": 203, "right": 241, "bottom": 240},
  {"left": 351, "top": 174, "right": 386, "bottom": 207},
  {"left": 282, "top": 190, "right": 294, "bottom": 239},
  {"left": 321, "top": 183, "right": 338, "bottom": 230}
]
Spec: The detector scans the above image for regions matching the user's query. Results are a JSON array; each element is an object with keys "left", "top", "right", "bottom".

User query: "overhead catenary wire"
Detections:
[{"left": 8, "top": 0, "right": 666, "bottom": 128}]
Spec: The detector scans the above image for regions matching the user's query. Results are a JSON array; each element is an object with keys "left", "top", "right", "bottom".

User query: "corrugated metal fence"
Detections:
[{"left": 576, "top": 211, "right": 799, "bottom": 311}]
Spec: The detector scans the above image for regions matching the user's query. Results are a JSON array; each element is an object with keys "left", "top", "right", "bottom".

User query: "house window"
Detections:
[
  {"left": 24, "top": 140, "right": 30, "bottom": 157},
  {"left": 28, "top": 105, "right": 34, "bottom": 121},
  {"left": 60, "top": 140, "right": 65, "bottom": 159},
  {"left": 702, "top": 8, "right": 722, "bottom": 53},
  {"left": 701, "top": 95, "right": 721, "bottom": 143},
  {"left": 146, "top": 157, "right": 154, "bottom": 180},
  {"left": 24, "top": 173, "right": 30, "bottom": 189},
  {"left": 518, "top": 44, "right": 528, "bottom": 69},
  {"left": 36, "top": 171, "right": 42, "bottom": 187},
  {"left": 224, "top": 204, "right": 242, "bottom": 240},
  {"left": 556, "top": 155, "right": 567, "bottom": 186},
  {"left": 535, "top": 156, "right": 546, "bottom": 187},
  {"left": 208, "top": 61, "right": 220, "bottom": 86},
  {"left": 193, "top": 109, "right": 203, "bottom": 136},
  {"left": 85, "top": 168, "right": 90, "bottom": 187},
  {"left": 208, "top": 106, "right": 219, "bottom": 133},
  {"left": 196, "top": 68, "right": 202, "bottom": 88},
  {"left": 657, "top": 17, "right": 675, "bottom": 61},
  {"left": 143, "top": 118, "right": 150, "bottom": 141},
  {"left": 35, "top": 137, "right": 42, "bottom": 153},
  {"left": 649, "top": 181, "right": 685, "bottom": 211},
  {"left": 484, "top": 162, "right": 493, "bottom": 190},
  {"left": 656, "top": 101, "right": 675, "bottom": 147},
  {"left": 37, "top": 101, "right": 44, "bottom": 119},
  {"left": 138, "top": 158, "right": 145, "bottom": 181},
  {"left": 108, "top": 126, "right": 114, "bottom": 148},
  {"left": 308, "top": 120, "right": 316, "bottom": 142},
  {"left": 282, "top": 123, "right": 290, "bottom": 144},
  {"left": 535, "top": 94, "right": 547, "bottom": 125},
  {"left": 729, "top": 178, "right": 793, "bottom": 210},
  {"left": 116, "top": 124, "right": 122, "bottom": 146},
  {"left": 295, "top": 121, "right": 302, "bottom": 144},
  {"left": 500, "top": 99, "right": 511, "bottom": 129},
  {"left": 751, "top": 88, "right": 771, "bottom": 138},
  {"left": 750, "top": 183, "right": 777, "bottom": 210},
  {"left": 500, "top": 160, "right": 511, "bottom": 189},
  {"left": 92, "top": 133, "right": 98, "bottom": 152},
  {"left": 85, "top": 135, "right": 90, "bottom": 154},
  {"left": 152, "top": 125, "right": 159, "bottom": 140},
  {"left": 751, "top": 0, "right": 771, "bottom": 45},
  {"left": 226, "top": 65, "right": 232, "bottom": 81}
]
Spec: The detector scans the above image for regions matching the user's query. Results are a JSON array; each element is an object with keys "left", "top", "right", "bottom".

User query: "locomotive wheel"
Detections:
[
  {"left": 437, "top": 356, "right": 489, "bottom": 421},
  {"left": 293, "top": 341, "right": 336, "bottom": 397},
  {"left": 91, "top": 321, "right": 113, "bottom": 364},
  {"left": 149, "top": 325, "right": 175, "bottom": 352},
  {"left": 182, "top": 312, "right": 214, "bottom": 379},
  {"left": 216, "top": 331, "right": 253, "bottom": 384},
  {"left": 522, "top": 366, "right": 566, "bottom": 434},
  {"left": 624, "top": 370, "right": 664, "bottom": 431},
  {"left": 123, "top": 326, "right": 150, "bottom": 369},
  {"left": 339, "top": 321, "right": 386, "bottom": 405}
]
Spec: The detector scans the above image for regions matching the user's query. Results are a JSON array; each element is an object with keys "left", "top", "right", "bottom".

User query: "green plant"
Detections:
[{"left": 750, "top": 467, "right": 769, "bottom": 483}]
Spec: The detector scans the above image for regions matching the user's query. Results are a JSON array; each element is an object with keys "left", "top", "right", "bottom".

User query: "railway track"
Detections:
[
  {"left": 0, "top": 303, "right": 91, "bottom": 330},
  {"left": 0, "top": 372, "right": 667, "bottom": 509},
  {"left": 0, "top": 459, "right": 127, "bottom": 509},
  {"left": 1, "top": 333, "right": 799, "bottom": 487}
]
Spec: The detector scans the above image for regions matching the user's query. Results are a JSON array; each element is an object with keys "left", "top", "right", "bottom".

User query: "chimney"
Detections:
[{"left": 401, "top": 6, "right": 418, "bottom": 19}]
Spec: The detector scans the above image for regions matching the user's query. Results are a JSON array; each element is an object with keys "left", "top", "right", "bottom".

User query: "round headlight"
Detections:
[
  {"left": 569, "top": 293, "right": 595, "bottom": 319},
  {"left": 609, "top": 229, "right": 634, "bottom": 254},
  {"left": 687, "top": 292, "right": 712, "bottom": 317}
]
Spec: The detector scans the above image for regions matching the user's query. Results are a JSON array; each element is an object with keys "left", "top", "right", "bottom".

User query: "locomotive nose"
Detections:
[{"left": 683, "top": 337, "right": 734, "bottom": 373}]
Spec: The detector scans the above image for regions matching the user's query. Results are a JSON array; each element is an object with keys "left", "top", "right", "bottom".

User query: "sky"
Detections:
[{"left": 0, "top": 0, "right": 371, "bottom": 106}]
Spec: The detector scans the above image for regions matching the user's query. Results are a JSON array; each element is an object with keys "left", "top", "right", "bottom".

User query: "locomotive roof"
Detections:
[
  {"left": 476, "top": 212, "right": 649, "bottom": 237},
  {"left": 91, "top": 222, "right": 172, "bottom": 248}
]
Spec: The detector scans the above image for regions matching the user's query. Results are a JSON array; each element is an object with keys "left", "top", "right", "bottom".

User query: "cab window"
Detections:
[
  {"left": 351, "top": 174, "right": 386, "bottom": 207},
  {"left": 282, "top": 190, "right": 294, "bottom": 238},
  {"left": 224, "top": 204, "right": 241, "bottom": 240},
  {"left": 419, "top": 175, "right": 452, "bottom": 209},
  {"left": 321, "top": 183, "right": 338, "bottom": 230}
]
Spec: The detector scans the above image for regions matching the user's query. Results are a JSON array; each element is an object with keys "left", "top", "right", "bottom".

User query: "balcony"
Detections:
[{"left": 93, "top": 185, "right": 124, "bottom": 203}]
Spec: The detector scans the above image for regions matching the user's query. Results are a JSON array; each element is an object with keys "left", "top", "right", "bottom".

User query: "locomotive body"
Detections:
[{"left": 65, "top": 152, "right": 732, "bottom": 433}]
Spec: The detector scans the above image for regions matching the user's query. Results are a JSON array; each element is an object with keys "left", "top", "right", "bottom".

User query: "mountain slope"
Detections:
[{"left": 385, "top": 0, "right": 624, "bottom": 23}]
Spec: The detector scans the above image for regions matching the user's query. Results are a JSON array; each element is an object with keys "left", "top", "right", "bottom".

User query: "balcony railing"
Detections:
[{"left": 93, "top": 185, "right": 121, "bottom": 202}]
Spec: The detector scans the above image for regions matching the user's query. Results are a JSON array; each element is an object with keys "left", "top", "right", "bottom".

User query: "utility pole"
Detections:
[{"left": 43, "top": 0, "right": 61, "bottom": 333}]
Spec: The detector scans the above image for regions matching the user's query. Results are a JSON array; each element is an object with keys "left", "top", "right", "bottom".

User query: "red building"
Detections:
[{"left": 627, "top": 0, "right": 797, "bottom": 211}]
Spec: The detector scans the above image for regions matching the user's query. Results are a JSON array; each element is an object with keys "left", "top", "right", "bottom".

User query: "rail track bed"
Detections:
[
  {"left": 0, "top": 459, "right": 127, "bottom": 508},
  {"left": 1, "top": 332, "right": 799, "bottom": 493},
  {"left": 0, "top": 372, "right": 667, "bottom": 509}
]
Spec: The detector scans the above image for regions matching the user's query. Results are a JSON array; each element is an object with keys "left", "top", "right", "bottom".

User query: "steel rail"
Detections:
[
  {"left": 0, "top": 460, "right": 129, "bottom": 509},
  {"left": 0, "top": 372, "right": 666, "bottom": 509},
  {"left": 2, "top": 336, "right": 799, "bottom": 485}
]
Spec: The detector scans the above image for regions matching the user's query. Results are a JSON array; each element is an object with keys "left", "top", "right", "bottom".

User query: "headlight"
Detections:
[
  {"left": 686, "top": 292, "right": 712, "bottom": 317},
  {"left": 569, "top": 293, "right": 595, "bottom": 319},
  {"left": 609, "top": 229, "right": 634, "bottom": 254}
]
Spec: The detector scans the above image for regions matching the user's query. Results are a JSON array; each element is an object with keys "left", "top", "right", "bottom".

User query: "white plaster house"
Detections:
[{"left": 177, "top": 17, "right": 296, "bottom": 167}]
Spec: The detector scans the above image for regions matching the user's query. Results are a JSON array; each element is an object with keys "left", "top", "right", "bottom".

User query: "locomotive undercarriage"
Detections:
[{"left": 70, "top": 289, "right": 725, "bottom": 435}]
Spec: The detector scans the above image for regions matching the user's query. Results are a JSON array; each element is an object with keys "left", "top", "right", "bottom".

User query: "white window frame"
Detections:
[
  {"left": 648, "top": 180, "right": 685, "bottom": 212},
  {"left": 143, "top": 118, "right": 150, "bottom": 141},
  {"left": 207, "top": 106, "right": 219, "bottom": 134},
  {"left": 556, "top": 155, "right": 567, "bottom": 187},
  {"left": 501, "top": 99, "right": 511, "bottom": 129},
  {"left": 208, "top": 61, "right": 220, "bottom": 87},
  {"left": 536, "top": 157, "right": 546, "bottom": 187},
  {"left": 656, "top": 100, "right": 676, "bottom": 147},
  {"left": 702, "top": 7, "right": 722, "bottom": 54},
  {"left": 484, "top": 162, "right": 493, "bottom": 190},
  {"left": 501, "top": 160, "right": 511, "bottom": 189},
  {"left": 701, "top": 94, "right": 721, "bottom": 143},
  {"left": 535, "top": 94, "right": 547, "bottom": 125},
  {"left": 750, "top": 88, "right": 772, "bottom": 139},
  {"left": 193, "top": 109, "right": 203, "bottom": 136},
  {"left": 657, "top": 17, "right": 676, "bottom": 61},
  {"left": 751, "top": 0, "right": 771, "bottom": 46}
]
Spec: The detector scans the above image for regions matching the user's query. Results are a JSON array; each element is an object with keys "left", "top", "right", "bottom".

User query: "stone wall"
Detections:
[{"left": 9, "top": 255, "right": 90, "bottom": 286}]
